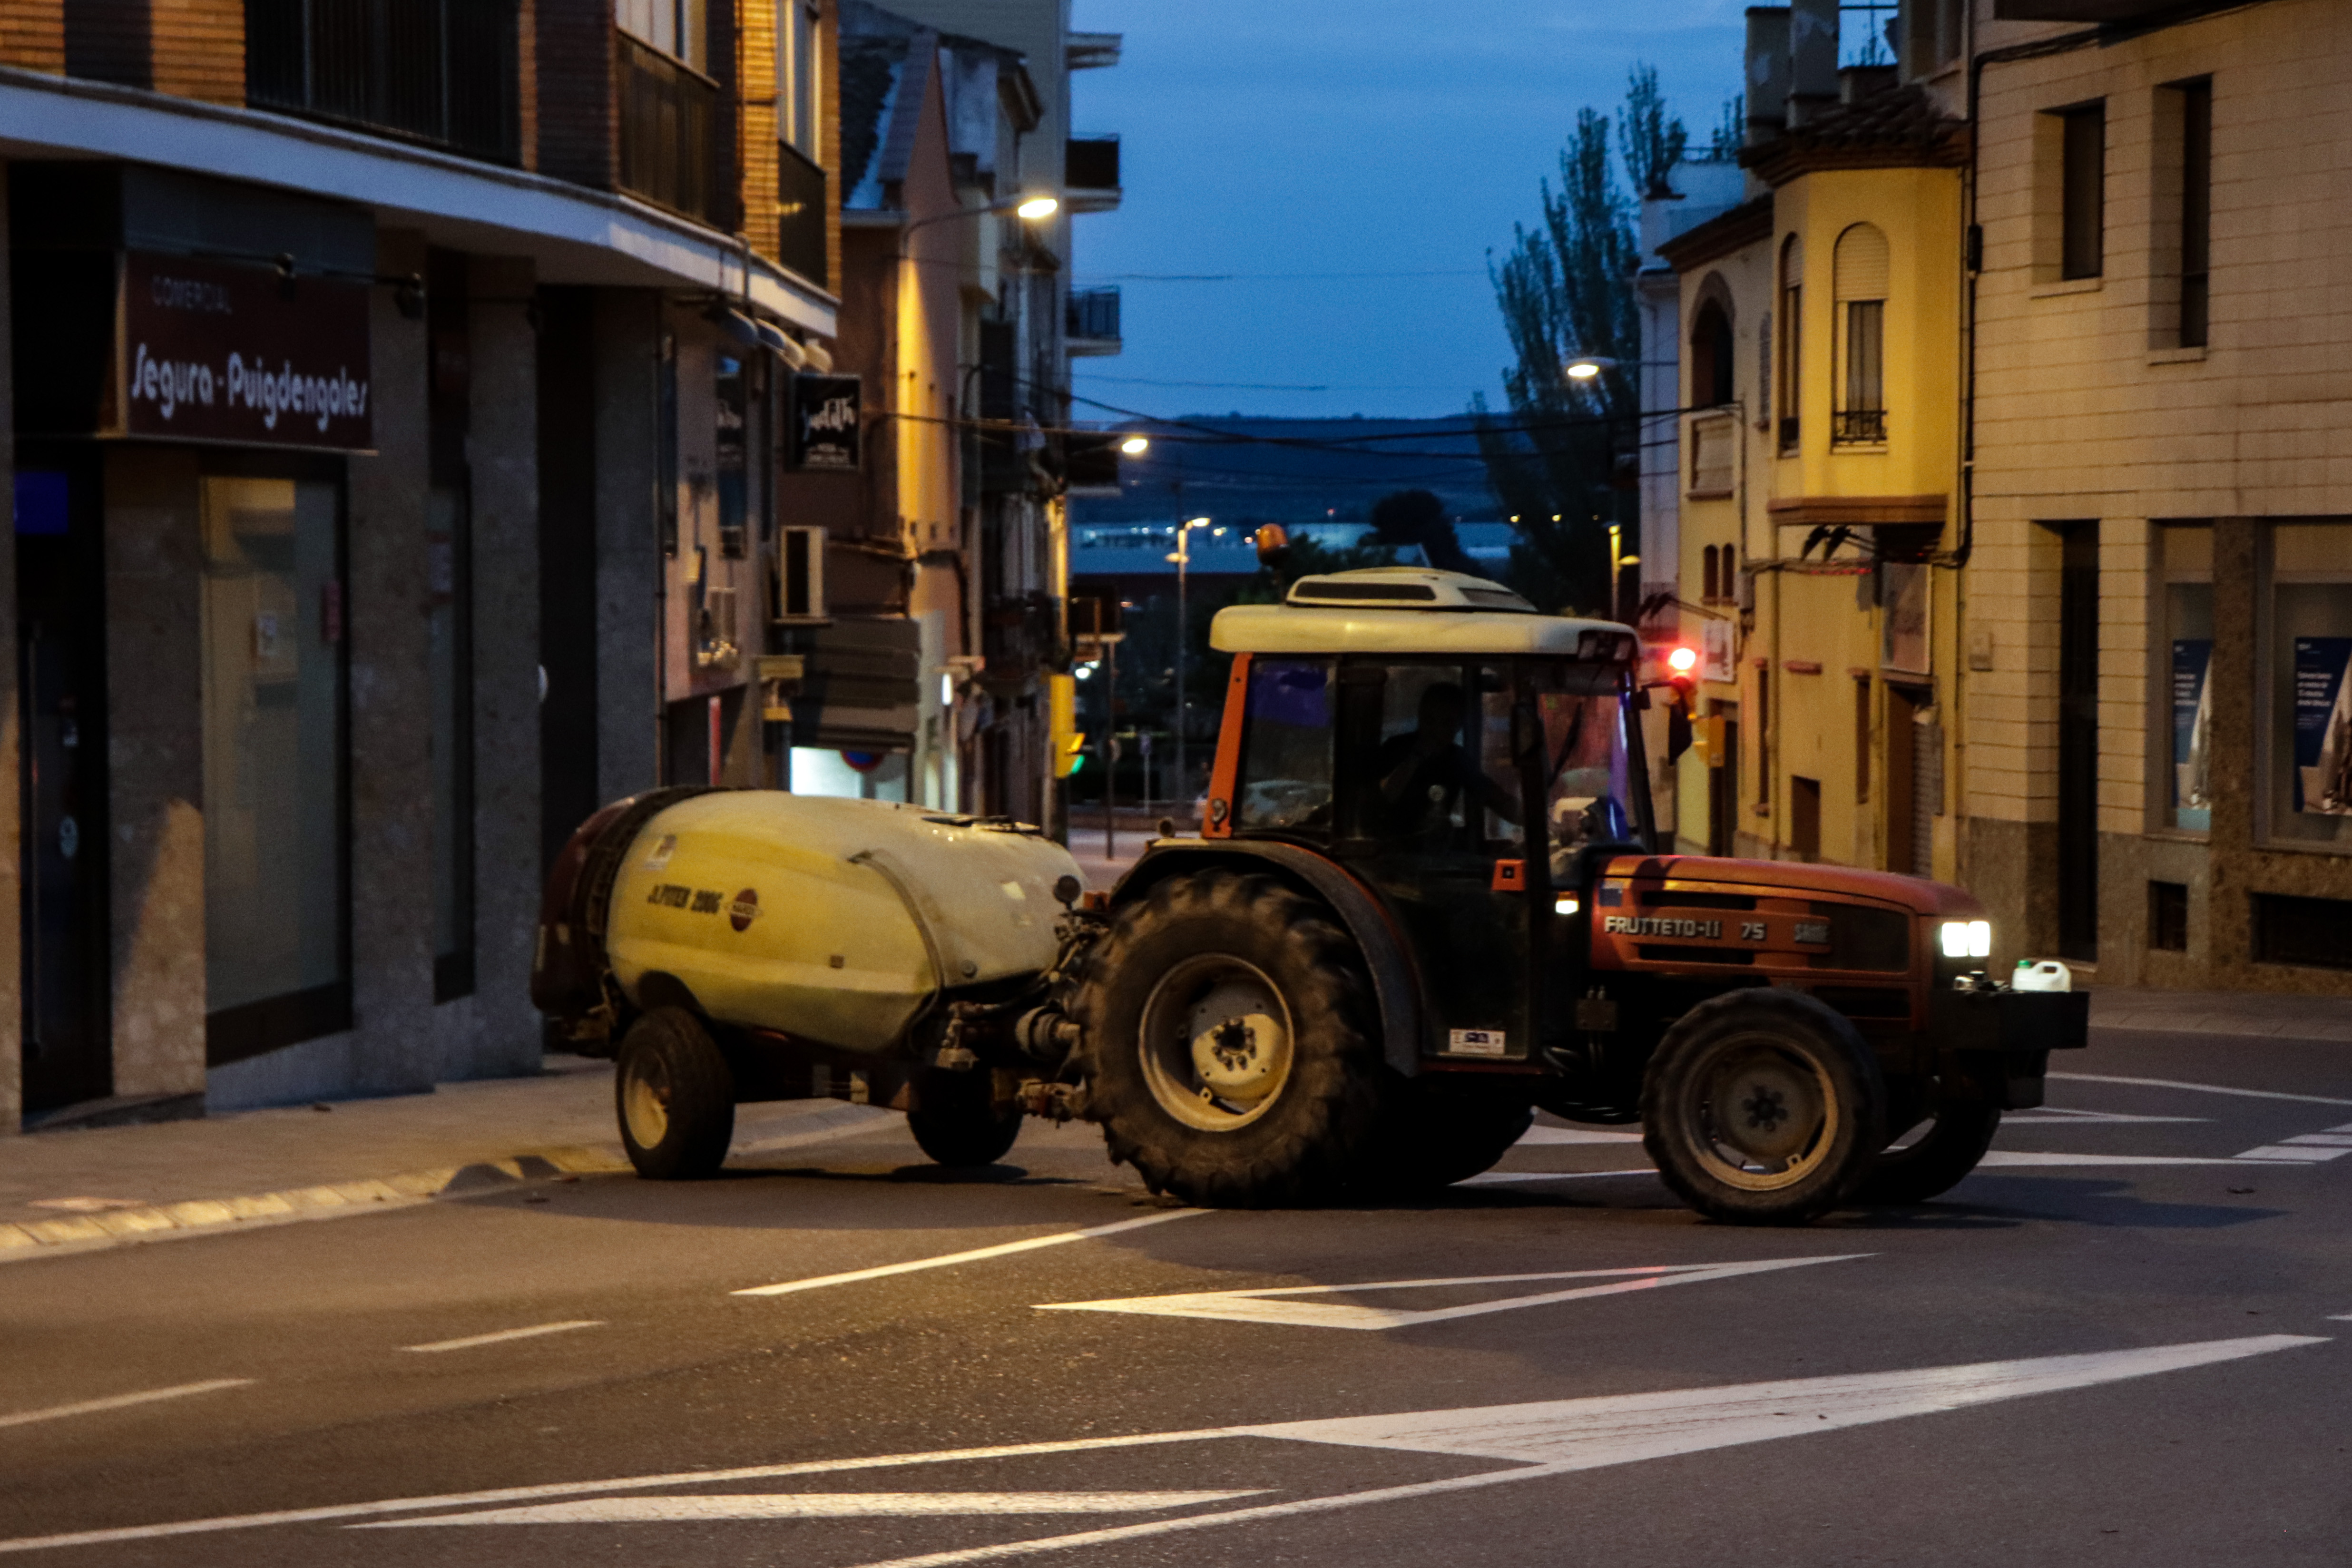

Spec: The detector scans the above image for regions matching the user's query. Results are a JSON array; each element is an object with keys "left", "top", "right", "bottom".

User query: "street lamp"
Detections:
[
  {"left": 1119, "top": 434, "right": 1150, "bottom": 456},
  {"left": 1167, "top": 517, "right": 1211, "bottom": 817},
  {"left": 1564, "top": 354, "right": 1618, "bottom": 380}
]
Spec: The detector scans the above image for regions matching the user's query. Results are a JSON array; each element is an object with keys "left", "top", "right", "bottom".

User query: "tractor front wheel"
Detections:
[
  {"left": 1642, "top": 989, "right": 1885, "bottom": 1225},
  {"left": 1856, "top": 1088, "right": 2001, "bottom": 1206},
  {"left": 1072, "top": 870, "right": 1382, "bottom": 1207}
]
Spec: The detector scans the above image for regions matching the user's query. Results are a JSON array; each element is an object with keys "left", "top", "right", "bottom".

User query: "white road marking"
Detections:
[
  {"left": 1973, "top": 1152, "right": 2240, "bottom": 1168},
  {"left": 1513, "top": 1126, "right": 1643, "bottom": 1146},
  {"left": 732, "top": 1209, "right": 1205, "bottom": 1297},
  {"left": 401, "top": 1321, "right": 604, "bottom": 1354},
  {"left": 2001, "top": 1108, "right": 2208, "bottom": 1125},
  {"left": 2232, "top": 1148, "right": 2341, "bottom": 1164},
  {"left": 359, "top": 1490, "right": 1266, "bottom": 1527},
  {"left": 2049, "top": 1072, "right": 2352, "bottom": 1107},
  {"left": 1458, "top": 1169, "right": 1656, "bottom": 1186},
  {"left": 825, "top": 1335, "right": 2328, "bottom": 1568},
  {"left": 1036, "top": 1255, "right": 1863, "bottom": 1331},
  {"left": 0, "top": 1379, "right": 253, "bottom": 1433},
  {"left": 0, "top": 1335, "right": 2319, "bottom": 1557},
  {"left": 733, "top": 1106, "right": 901, "bottom": 1156}
]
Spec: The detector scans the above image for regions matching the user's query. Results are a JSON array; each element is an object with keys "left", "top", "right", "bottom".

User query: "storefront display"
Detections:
[{"left": 2269, "top": 523, "right": 2352, "bottom": 846}]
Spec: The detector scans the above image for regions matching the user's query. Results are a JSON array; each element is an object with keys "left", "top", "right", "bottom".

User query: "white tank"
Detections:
[{"left": 603, "top": 792, "right": 1083, "bottom": 1054}]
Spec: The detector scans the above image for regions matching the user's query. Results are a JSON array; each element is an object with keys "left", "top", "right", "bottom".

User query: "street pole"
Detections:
[{"left": 1168, "top": 517, "right": 1206, "bottom": 816}]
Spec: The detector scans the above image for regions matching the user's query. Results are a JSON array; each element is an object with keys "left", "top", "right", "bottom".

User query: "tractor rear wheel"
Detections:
[
  {"left": 1072, "top": 870, "right": 1382, "bottom": 1207},
  {"left": 907, "top": 1068, "right": 1024, "bottom": 1168},
  {"left": 1641, "top": 989, "right": 1885, "bottom": 1225},
  {"left": 616, "top": 1007, "right": 736, "bottom": 1180},
  {"left": 1856, "top": 1089, "right": 2001, "bottom": 1206}
]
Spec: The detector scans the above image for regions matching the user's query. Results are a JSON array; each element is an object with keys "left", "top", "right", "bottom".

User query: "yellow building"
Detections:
[{"left": 1660, "top": 48, "right": 1969, "bottom": 883}]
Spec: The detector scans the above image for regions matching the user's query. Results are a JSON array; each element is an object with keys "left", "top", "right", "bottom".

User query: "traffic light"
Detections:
[
  {"left": 1049, "top": 673, "right": 1086, "bottom": 778},
  {"left": 1663, "top": 645, "right": 1699, "bottom": 763}
]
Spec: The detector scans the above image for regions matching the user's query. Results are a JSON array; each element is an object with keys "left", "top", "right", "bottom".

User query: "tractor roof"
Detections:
[{"left": 1210, "top": 569, "right": 1638, "bottom": 658}]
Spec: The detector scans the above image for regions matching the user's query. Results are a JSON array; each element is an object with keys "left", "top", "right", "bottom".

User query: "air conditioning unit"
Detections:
[{"left": 777, "top": 525, "right": 827, "bottom": 622}]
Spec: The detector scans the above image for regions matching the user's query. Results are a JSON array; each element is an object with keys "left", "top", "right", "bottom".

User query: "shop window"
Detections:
[
  {"left": 2059, "top": 103, "right": 2106, "bottom": 280},
  {"left": 201, "top": 476, "right": 349, "bottom": 1062},
  {"left": 1833, "top": 224, "right": 1889, "bottom": 445},
  {"left": 2159, "top": 523, "right": 2214, "bottom": 833},
  {"left": 2149, "top": 881, "right": 2189, "bottom": 952},
  {"left": 2252, "top": 892, "right": 2352, "bottom": 971},
  {"left": 2265, "top": 522, "right": 2352, "bottom": 848}
]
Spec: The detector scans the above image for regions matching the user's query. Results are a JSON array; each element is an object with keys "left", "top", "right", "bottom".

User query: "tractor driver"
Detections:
[{"left": 1371, "top": 680, "right": 1520, "bottom": 842}]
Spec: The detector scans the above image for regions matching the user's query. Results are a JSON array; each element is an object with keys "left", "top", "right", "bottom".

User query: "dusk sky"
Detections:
[{"left": 1066, "top": 1, "right": 1752, "bottom": 423}]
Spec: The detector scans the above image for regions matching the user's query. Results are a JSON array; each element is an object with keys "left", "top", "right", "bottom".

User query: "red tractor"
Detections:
[
  {"left": 1046, "top": 568, "right": 2084, "bottom": 1223},
  {"left": 534, "top": 567, "right": 2085, "bottom": 1226}
]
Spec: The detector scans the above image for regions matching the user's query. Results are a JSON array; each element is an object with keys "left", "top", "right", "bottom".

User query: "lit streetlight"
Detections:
[{"left": 1118, "top": 433, "right": 1150, "bottom": 456}]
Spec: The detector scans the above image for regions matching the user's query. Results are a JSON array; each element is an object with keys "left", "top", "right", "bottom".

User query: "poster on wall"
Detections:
[
  {"left": 117, "top": 253, "right": 372, "bottom": 450},
  {"left": 1881, "top": 562, "right": 1931, "bottom": 676},
  {"left": 2171, "top": 638, "right": 2212, "bottom": 830},
  {"left": 1702, "top": 617, "right": 1735, "bottom": 684},
  {"left": 2293, "top": 636, "right": 2352, "bottom": 815},
  {"left": 789, "top": 374, "right": 862, "bottom": 470}
]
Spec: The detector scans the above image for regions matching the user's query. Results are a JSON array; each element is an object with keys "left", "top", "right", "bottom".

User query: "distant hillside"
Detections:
[{"left": 1076, "top": 415, "right": 1499, "bottom": 528}]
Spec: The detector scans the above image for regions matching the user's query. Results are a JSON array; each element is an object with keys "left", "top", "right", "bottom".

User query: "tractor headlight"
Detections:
[{"left": 1939, "top": 920, "right": 1992, "bottom": 959}]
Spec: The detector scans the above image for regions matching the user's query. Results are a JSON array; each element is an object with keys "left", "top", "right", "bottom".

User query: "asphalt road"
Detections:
[{"left": 5, "top": 1024, "right": 2351, "bottom": 1566}]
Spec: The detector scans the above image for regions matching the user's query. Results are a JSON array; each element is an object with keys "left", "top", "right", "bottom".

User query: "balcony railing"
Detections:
[
  {"left": 245, "top": 0, "right": 520, "bottom": 164},
  {"left": 1067, "top": 285, "right": 1121, "bottom": 345},
  {"left": 618, "top": 31, "right": 720, "bottom": 225},
  {"left": 776, "top": 140, "right": 828, "bottom": 287},
  {"left": 1832, "top": 408, "right": 1887, "bottom": 445}
]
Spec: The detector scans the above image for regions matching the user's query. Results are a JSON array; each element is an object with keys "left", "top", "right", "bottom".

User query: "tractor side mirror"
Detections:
[{"left": 1053, "top": 874, "right": 1083, "bottom": 909}]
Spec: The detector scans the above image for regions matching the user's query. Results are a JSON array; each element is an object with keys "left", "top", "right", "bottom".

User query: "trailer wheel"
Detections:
[
  {"left": 1072, "top": 870, "right": 1382, "bottom": 1207},
  {"left": 907, "top": 1069, "right": 1024, "bottom": 1168},
  {"left": 1641, "top": 989, "right": 1884, "bottom": 1225},
  {"left": 1369, "top": 1080, "right": 1535, "bottom": 1193},
  {"left": 615, "top": 1007, "right": 736, "bottom": 1180},
  {"left": 1855, "top": 1091, "right": 2001, "bottom": 1206}
]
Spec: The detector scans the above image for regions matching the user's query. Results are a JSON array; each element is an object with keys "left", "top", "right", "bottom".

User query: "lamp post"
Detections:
[{"left": 1167, "top": 516, "right": 1210, "bottom": 817}]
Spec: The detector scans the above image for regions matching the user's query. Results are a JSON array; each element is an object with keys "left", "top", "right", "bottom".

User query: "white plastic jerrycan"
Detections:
[{"left": 2012, "top": 959, "right": 2074, "bottom": 993}]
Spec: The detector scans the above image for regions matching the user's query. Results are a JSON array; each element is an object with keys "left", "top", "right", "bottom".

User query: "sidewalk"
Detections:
[
  {"left": 0, "top": 1059, "right": 888, "bottom": 1260},
  {"left": 2089, "top": 987, "right": 2352, "bottom": 1043}
]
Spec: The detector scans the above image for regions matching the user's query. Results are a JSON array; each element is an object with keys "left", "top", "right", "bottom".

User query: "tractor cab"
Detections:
[{"left": 1195, "top": 568, "right": 1651, "bottom": 1069}]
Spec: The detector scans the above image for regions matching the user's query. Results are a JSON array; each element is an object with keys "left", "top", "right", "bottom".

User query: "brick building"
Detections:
[{"left": 0, "top": 0, "right": 850, "bottom": 1132}]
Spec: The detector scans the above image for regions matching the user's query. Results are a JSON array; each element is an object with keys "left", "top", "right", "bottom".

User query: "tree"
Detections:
[
  {"left": 1364, "top": 490, "right": 1479, "bottom": 576},
  {"left": 1475, "top": 69, "right": 1688, "bottom": 616}
]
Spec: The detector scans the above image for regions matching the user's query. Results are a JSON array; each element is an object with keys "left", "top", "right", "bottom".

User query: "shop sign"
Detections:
[
  {"left": 1702, "top": 618, "right": 1735, "bottom": 684},
  {"left": 789, "top": 374, "right": 861, "bottom": 470},
  {"left": 118, "top": 253, "right": 372, "bottom": 451},
  {"left": 1880, "top": 562, "right": 1931, "bottom": 676},
  {"left": 2293, "top": 637, "right": 2352, "bottom": 816}
]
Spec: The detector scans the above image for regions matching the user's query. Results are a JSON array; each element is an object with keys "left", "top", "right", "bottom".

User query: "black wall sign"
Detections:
[{"left": 789, "top": 374, "right": 861, "bottom": 471}]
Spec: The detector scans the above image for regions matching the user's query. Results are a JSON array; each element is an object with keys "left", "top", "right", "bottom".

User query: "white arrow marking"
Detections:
[
  {"left": 1973, "top": 1151, "right": 2241, "bottom": 1168},
  {"left": 2049, "top": 1072, "right": 2352, "bottom": 1107},
  {"left": 402, "top": 1321, "right": 603, "bottom": 1354},
  {"left": 732, "top": 1209, "right": 1204, "bottom": 1297},
  {"left": 830, "top": 1335, "right": 2328, "bottom": 1568},
  {"left": 1036, "top": 1255, "right": 1862, "bottom": 1331},
  {"left": 1513, "top": 1125, "right": 1643, "bottom": 1146},
  {"left": 358, "top": 1490, "right": 1265, "bottom": 1527},
  {"left": 2001, "top": 1108, "right": 2208, "bottom": 1125},
  {"left": 1, "top": 1336, "right": 2323, "bottom": 1557},
  {"left": 0, "top": 1379, "right": 253, "bottom": 1433}
]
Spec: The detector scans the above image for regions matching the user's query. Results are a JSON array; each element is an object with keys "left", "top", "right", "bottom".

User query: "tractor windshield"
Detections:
[{"left": 1521, "top": 660, "right": 1639, "bottom": 874}]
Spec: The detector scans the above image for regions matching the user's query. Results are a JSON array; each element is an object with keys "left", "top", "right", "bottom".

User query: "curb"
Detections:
[{"left": 0, "top": 1144, "right": 630, "bottom": 1262}]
